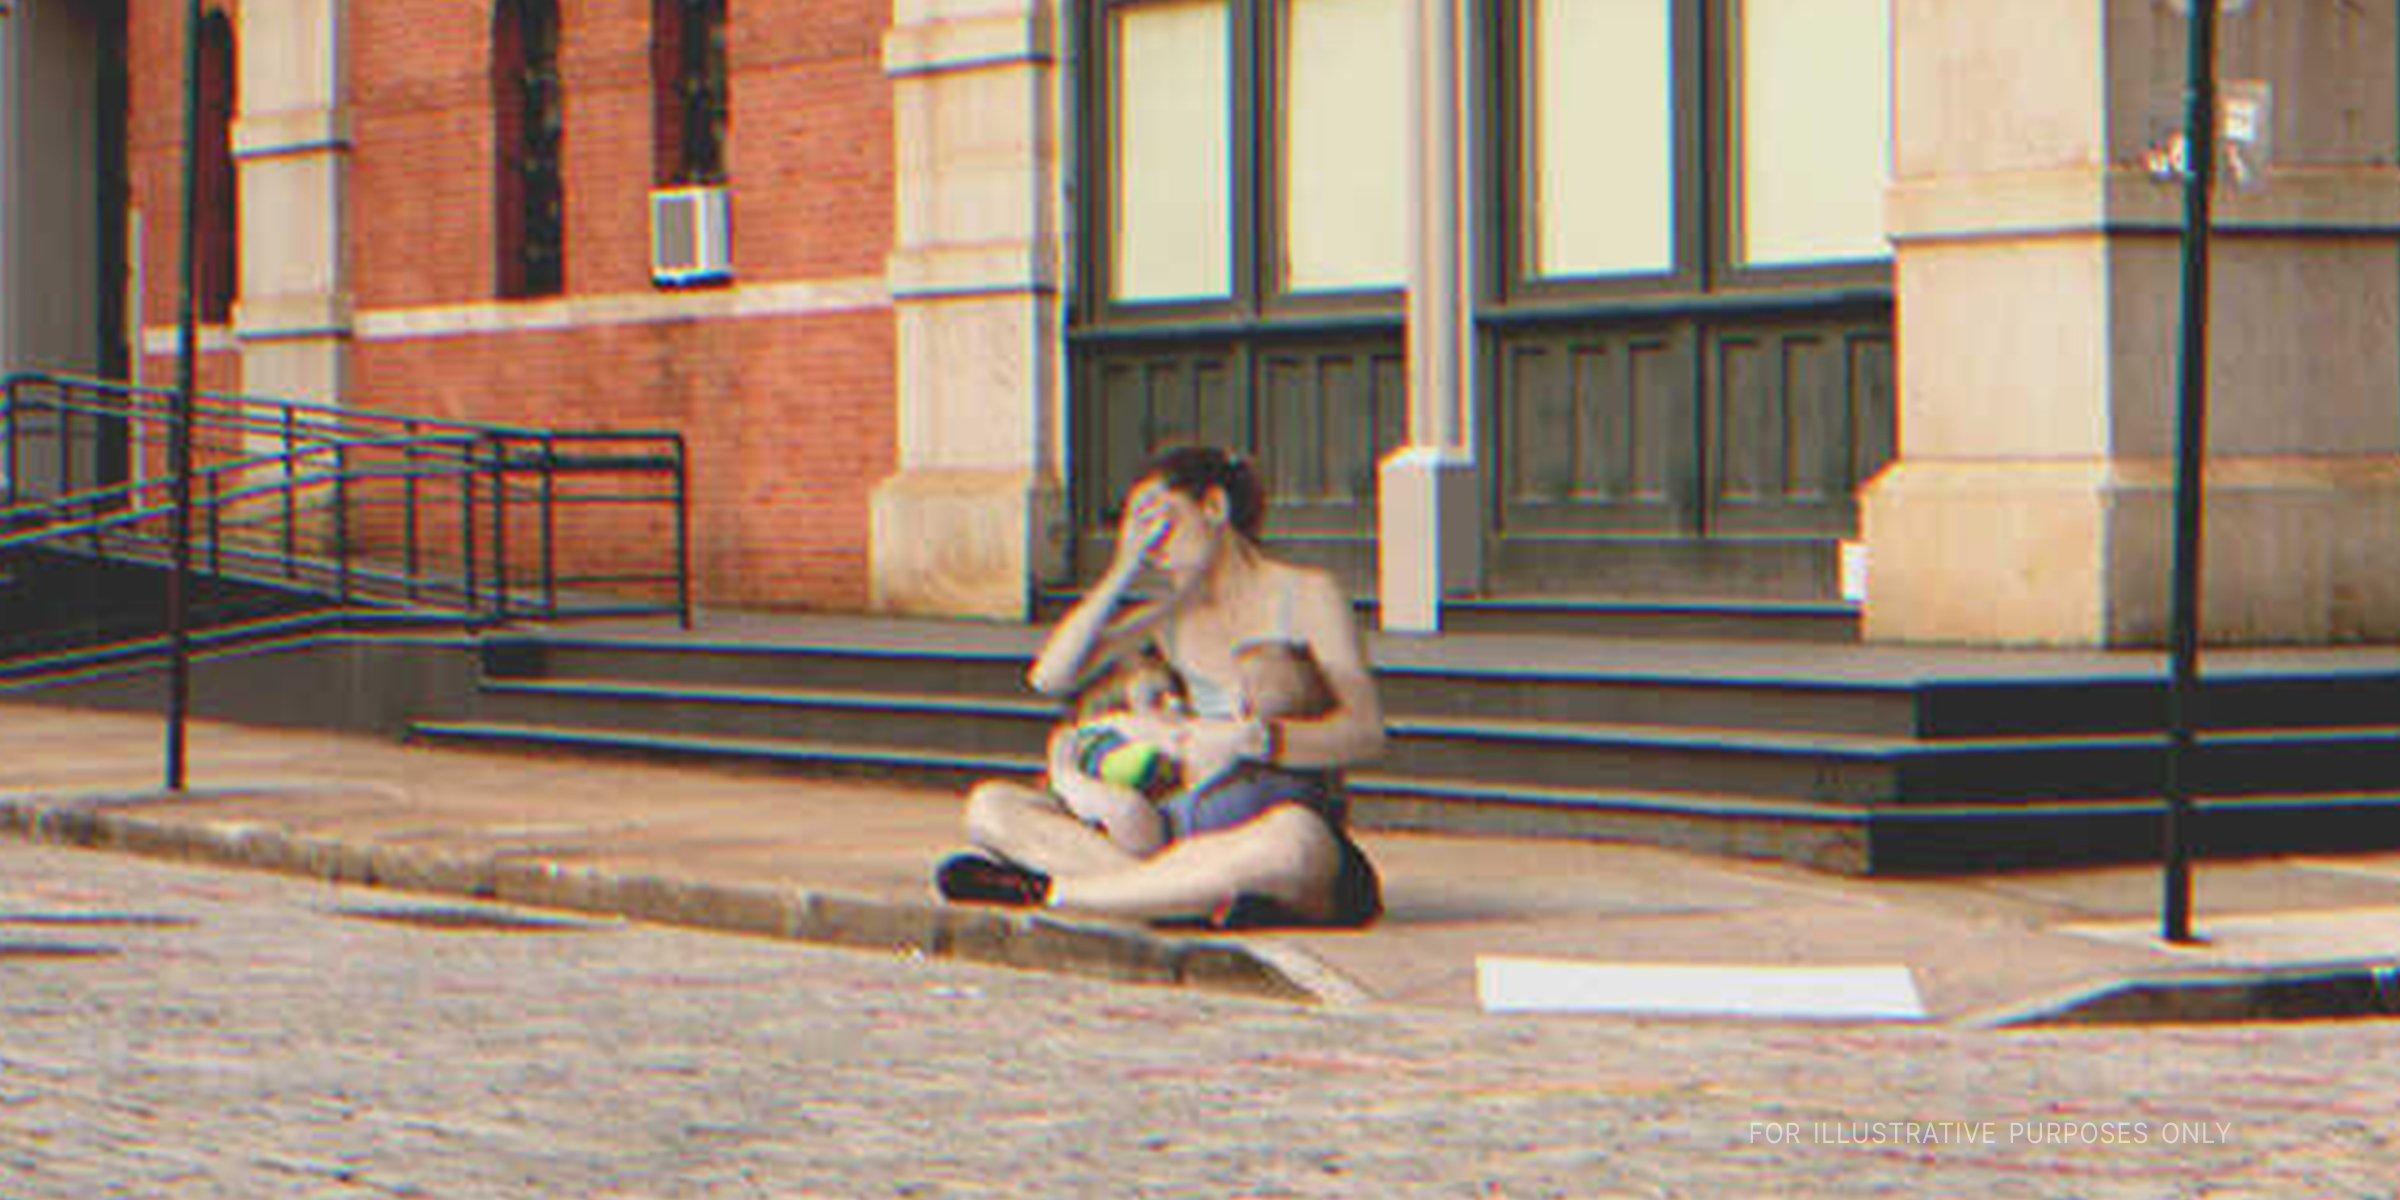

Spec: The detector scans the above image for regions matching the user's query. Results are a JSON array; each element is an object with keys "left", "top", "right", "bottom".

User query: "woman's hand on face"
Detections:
[{"left": 1106, "top": 488, "right": 1173, "bottom": 584}]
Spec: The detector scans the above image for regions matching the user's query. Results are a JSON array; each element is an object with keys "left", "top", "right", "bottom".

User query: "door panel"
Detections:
[
  {"left": 1484, "top": 305, "right": 1891, "bottom": 596},
  {"left": 1493, "top": 323, "right": 1700, "bottom": 536},
  {"left": 1072, "top": 308, "right": 1893, "bottom": 597},
  {"left": 1083, "top": 346, "right": 1245, "bottom": 538},
  {"left": 1257, "top": 339, "right": 1405, "bottom": 537},
  {"left": 1706, "top": 320, "right": 1894, "bottom": 537},
  {"left": 1072, "top": 329, "right": 1403, "bottom": 583}
]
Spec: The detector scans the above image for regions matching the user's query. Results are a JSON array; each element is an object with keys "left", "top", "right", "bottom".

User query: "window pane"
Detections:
[
  {"left": 1283, "top": 0, "right": 1407, "bottom": 292},
  {"left": 1113, "top": 0, "right": 1233, "bottom": 303},
  {"left": 1739, "top": 0, "right": 1892, "bottom": 266},
  {"left": 1529, "top": 0, "right": 1674, "bottom": 279}
]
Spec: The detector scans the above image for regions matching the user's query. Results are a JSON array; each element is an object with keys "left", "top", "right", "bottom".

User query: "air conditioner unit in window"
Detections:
[{"left": 650, "top": 185, "right": 732, "bottom": 286}]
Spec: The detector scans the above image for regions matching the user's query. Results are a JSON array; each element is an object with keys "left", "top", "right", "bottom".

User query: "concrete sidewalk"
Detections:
[{"left": 7, "top": 700, "right": 2400, "bottom": 1026}]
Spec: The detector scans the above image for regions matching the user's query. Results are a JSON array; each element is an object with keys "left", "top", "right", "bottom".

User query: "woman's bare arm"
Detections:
[
  {"left": 1026, "top": 492, "right": 1174, "bottom": 697},
  {"left": 1175, "top": 568, "right": 1386, "bottom": 778},
  {"left": 1046, "top": 725, "right": 1169, "bottom": 855},
  {"left": 1269, "top": 568, "right": 1386, "bottom": 769},
  {"left": 1026, "top": 589, "right": 1170, "bottom": 699}
]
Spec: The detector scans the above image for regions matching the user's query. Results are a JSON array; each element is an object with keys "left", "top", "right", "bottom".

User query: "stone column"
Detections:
[
  {"left": 3, "top": 0, "right": 108, "bottom": 380},
  {"left": 3, "top": 0, "right": 113, "bottom": 502},
  {"left": 233, "top": 0, "right": 350, "bottom": 409},
  {"left": 870, "top": 0, "right": 1070, "bottom": 620},
  {"left": 1863, "top": 0, "right": 2400, "bottom": 646},
  {"left": 1377, "top": 0, "right": 1481, "bottom": 633}
]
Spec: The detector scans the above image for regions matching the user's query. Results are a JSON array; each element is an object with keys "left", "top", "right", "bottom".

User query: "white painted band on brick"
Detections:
[
  {"left": 232, "top": 111, "right": 354, "bottom": 160},
  {"left": 888, "top": 243, "right": 1059, "bottom": 300},
  {"left": 883, "top": 14, "right": 1053, "bottom": 78},
  {"left": 138, "top": 325, "right": 241, "bottom": 357},
  {"left": 146, "top": 277, "right": 890, "bottom": 351}
]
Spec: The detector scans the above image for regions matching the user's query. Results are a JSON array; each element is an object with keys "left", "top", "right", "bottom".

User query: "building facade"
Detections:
[
  {"left": 25, "top": 0, "right": 2400, "bottom": 644},
  {"left": 113, "top": 0, "right": 897, "bottom": 610}
]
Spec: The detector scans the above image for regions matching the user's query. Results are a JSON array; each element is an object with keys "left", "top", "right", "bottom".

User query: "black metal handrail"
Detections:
[{"left": 1, "top": 371, "right": 692, "bottom": 628}]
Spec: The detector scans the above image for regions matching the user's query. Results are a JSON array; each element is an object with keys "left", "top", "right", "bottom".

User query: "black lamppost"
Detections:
[
  {"left": 165, "top": 0, "right": 202, "bottom": 790},
  {"left": 2162, "top": 0, "right": 2226, "bottom": 945}
]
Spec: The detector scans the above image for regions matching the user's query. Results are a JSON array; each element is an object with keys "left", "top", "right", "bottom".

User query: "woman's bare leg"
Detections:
[
  {"left": 1045, "top": 805, "right": 1342, "bottom": 922},
  {"left": 961, "top": 779, "right": 1143, "bottom": 878}
]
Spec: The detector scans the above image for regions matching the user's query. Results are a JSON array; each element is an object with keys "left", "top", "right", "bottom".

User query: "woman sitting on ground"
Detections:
[{"left": 936, "top": 446, "right": 1386, "bottom": 928}]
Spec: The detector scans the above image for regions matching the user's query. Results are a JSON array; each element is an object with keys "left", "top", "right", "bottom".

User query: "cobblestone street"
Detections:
[{"left": 2, "top": 842, "right": 2394, "bottom": 1199}]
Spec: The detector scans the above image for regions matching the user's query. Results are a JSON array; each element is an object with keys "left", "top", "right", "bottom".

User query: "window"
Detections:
[
  {"left": 1733, "top": 0, "right": 1891, "bottom": 267},
  {"left": 654, "top": 0, "right": 729, "bottom": 186},
  {"left": 1088, "top": 0, "right": 1409, "bottom": 316},
  {"left": 1522, "top": 0, "right": 1675, "bottom": 279},
  {"left": 195, "top": 9, "right": 237, "bottom": 323},
  {"left": 1109, "top": 0, "right": 1233, "bottom": 303},
  {"left": 1279, "top": 0, "right": 1408, "bottom": 293},
  {"left": 493, "top": 0, "right": 564, "bottom": 299},
  {"left": 1499, "top": 0, "right": 1890, "bottom": 298}
]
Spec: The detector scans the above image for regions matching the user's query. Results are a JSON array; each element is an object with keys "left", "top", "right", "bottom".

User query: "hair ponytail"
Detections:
[{"left": 1140, "top": 445, "right": 1267, "bottom": 542}]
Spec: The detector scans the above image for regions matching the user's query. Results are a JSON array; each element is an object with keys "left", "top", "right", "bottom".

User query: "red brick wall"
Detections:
[
  {"left": 342, "top": 0, "right": 894, "bottom": 306},
  {"left": 355, "top": 309, "right": 894, "bottom": 609},
  {"left": 128, "top": 0, "right": 899, "bottom": 612}
]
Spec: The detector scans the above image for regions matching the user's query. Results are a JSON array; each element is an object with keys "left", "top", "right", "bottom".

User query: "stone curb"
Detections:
[
  {"left": 1965, "top": 962, "right": 2400, "bottom": 1028},
  {"left": 0, "top": 792, "right": 1321, "bottom": 1005}
]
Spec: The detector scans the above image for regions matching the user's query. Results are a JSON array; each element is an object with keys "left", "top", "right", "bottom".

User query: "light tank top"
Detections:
[{"left": 1155, "top": 573, "right": 1303, "bottom": 720}]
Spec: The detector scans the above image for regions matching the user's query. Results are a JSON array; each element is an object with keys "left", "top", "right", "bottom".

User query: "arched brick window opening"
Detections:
[
  {"left": 194, "top": 9, "right": 237, "bottom": 324},
  {"left": 494, "top": 0, "right": 565, "bottom": 298},
  {"left": 653, "top": 0, "right": 728, "bottom": 185}
]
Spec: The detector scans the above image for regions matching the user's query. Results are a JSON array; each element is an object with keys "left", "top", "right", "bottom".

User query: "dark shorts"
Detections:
[
  {"left": 1160, "top": 770, "right": 1380, "bottom": 930},
  {"left": 1200, "top": 823, "right": 1381, "bottom": 930},
  {"left": 1323, "top": 824, "right": 1384, "bottom": 927},
  {"left": 1162, "top": 768, "right": 1332, "bottom": 842}
]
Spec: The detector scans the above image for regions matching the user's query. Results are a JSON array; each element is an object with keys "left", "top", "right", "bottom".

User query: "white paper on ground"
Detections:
[{"left": 1476, "top": 956, "right": 1927, "bottom": 1020}]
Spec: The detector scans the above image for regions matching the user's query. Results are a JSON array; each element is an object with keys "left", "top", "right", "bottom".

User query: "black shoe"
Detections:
[
  {"left": 1328, "top": 830, "right": 1383, "bottom": 928},
  {"left": 1207, "top": 835, "right": 1381, "bottom": 931},
  {"left": 1210, "top": 892, "right": 1307, "bottom": 930},
  {"left": 935, "top": 853, "right": 1051, "bottom": 908}
]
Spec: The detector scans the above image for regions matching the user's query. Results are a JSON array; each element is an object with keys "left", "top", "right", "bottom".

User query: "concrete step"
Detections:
[
  {"left": 482, "top": 636, "right": 1036, "bottom": 700},
  {"left": 465, "top": 672, "right": 2400, "bottom": 808},
  {"left": 0, "top": 608, "right": 475, "bottom": 693},
  {"left": 461, "top": 674, "right": 1921, "bottom": 804},
  {"left": 400, "top": 716, "right": 2400, "bottom": 875},
  {"left": 488, "top": 627, "right": 2400, "bottom": 743},
  {"left": 470, "top": 678, "right": 1059, "bottom": 759},
  {"left": 1432, "top": 596, "right": 1860, "bottom": 643},
  {"left": 406, "top": 719, "right": 1043, "bottom": 789},
  {"left": 1375, "top": 665, "right": 1917, "bottom": 737},
  {"left": 1351, "top": 776, "right": 2400, "bottom": 875},
  {"left": 433, "top": 671, "right": 2400, "bottom": 805},
  {"left": 437, "top": 618, "right": 2400, "bottom": 874},
  {"left": 485, "top": 633, "right": 1925, "bottom": 738},
  {"left": 1388, "top": 719, "right": 2400, "bottom": 805}
]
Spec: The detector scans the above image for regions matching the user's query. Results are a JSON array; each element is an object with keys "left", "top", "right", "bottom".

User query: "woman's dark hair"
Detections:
[{"left": 1140, "top": 445, "right": 1267, "bottom": 542}]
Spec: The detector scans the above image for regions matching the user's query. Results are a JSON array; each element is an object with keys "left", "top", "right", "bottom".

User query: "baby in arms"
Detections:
[{"left": 1052, "top": 641, "right": 1338, "bottom": 857}]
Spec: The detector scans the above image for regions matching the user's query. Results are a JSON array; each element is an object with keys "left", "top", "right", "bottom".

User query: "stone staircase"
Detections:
[{"left": 404, "top": 609, "right": 2400, "bottom": 874}]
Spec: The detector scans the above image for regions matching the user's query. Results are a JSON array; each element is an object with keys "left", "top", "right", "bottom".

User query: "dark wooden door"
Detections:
[
  {"left": 1492, "top": 321, "right": 1702, "bottom": 538},
  {"left": 1484, "top": 303, "right": 1894, "bottom": 598},
  {"left": 1070, "top": 307, "right": 1892, "bottom": 600},
  {"left": 1072, "top": 328, "right": 1407, "bottom": 589},
  {"left": 1706, "top": 320, "right": 1895, "bottom": 537}
]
